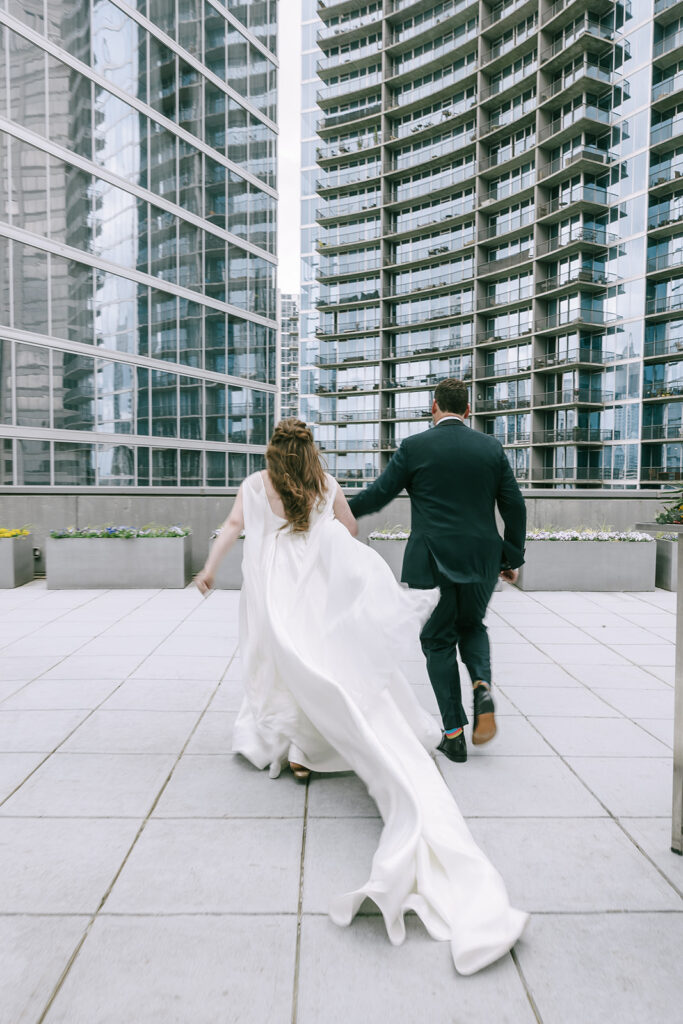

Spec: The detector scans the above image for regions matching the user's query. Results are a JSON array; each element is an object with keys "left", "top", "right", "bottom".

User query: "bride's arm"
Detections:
[
  {"left": 195, "top": 485, "right": 245, "bottom": 593},
  {"left": 333, "top": 482, "right": 358, "bottom": 537}
]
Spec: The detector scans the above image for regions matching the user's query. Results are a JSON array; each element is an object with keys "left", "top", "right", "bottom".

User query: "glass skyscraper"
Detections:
[
  {"left": 0, "top": 0, "right": 277, "bottom": 489},
  {"left": 278, "top": 291, "right": 300, "bottom": 417},
  {"left": 312, "top": 0, "right": 683, "bottom": 490}
]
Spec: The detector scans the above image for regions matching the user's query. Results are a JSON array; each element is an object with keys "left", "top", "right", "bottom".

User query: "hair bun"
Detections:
[{"left": 273, "top": 418, "right": 313, "bottom": 445}]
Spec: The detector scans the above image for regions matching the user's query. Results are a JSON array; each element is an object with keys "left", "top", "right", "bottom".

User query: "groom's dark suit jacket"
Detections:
[{"left": 348, "top": 419, "right": 526, "bottom": 588}]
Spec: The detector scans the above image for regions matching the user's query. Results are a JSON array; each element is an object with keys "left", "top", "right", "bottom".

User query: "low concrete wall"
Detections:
[{"left": 0, "top": 488, "right": 667, "bottom": 576}]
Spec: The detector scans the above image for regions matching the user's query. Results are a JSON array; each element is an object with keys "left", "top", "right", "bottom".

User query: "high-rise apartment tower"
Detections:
[{"left": 313, "top": 0, "right": 683, "bottom": 490}]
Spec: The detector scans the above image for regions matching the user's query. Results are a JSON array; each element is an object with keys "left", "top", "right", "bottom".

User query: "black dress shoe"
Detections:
[
  {"left": 472, "top": 684, "right": 497, "bottom": 746},
  {"left": 437, "top": 731, "right": 467, "bottom": 763}
]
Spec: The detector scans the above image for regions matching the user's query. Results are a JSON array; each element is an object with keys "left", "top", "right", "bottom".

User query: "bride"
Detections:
[{"left": 195, "top": 418, "right": 527, "bottom": 974}]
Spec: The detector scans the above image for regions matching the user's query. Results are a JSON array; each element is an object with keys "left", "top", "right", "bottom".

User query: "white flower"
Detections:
[{"left": 526, "top": 529, "right": 654, "bottom": 543}]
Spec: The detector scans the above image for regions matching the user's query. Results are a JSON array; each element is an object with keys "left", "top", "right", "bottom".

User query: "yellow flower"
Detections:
[{"left": 0, "top": 527, "right": 30, "bottom": 538}]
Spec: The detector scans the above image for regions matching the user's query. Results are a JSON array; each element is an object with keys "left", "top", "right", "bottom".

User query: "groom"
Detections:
[{"left": 348, "top": 378, "right": 526, "bottom": 763}]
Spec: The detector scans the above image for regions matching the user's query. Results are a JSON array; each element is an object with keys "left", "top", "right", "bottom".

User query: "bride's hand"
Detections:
[{"left": 194, "top": 569, "right": 214, "bottom": 595}]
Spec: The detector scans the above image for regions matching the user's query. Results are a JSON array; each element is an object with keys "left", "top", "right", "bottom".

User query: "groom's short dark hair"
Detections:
[{"left": 434, "top": 378, "right": 469, "bottom": 415}]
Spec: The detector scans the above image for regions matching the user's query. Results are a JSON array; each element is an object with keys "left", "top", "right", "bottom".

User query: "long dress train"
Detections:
[{"left": 231, "top": 471, "right": 528, "bottom": 974}]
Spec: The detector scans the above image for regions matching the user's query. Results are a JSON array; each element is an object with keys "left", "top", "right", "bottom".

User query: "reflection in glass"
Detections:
[
  {"left": 205, "top": 312, "right": 227, "bottom": 373},
  {"left": 94, "top": 88, "right": 140, "bottom": 183},
  {"left": 206, "top": 381, "right": 226, "bottom": 441},
  {"left": 10, "top": 30, "right": 45, "bottom": 136},
  {"left": 57, "top": 351, "right": 96, "bottom": 431},
  {"left": 10, "top": 139, "right": 48, "bottom": 235},
  {"left": 179, "top": 377, "right": 202, "bottom": 439},
  {"left": 54, "top": 442, "right": 95, "bottom": 484},
  {"left": 97, "top": 443, "right": 135, "bottom": 485},
  {"left": 151, "top": 368, "right": 177, "bottom": 437},
  {"left": 150, "top": 290, "right": 177, "bottom": 361},
  {"left": 17, "top": 439, "right": 51, "bottom": 485},
  {"left": 13, "top": 245, "right": 49, "bottom": 335},
  {"left": 152, "top": 447, "right": 177, "bottom": 485},
  {"left": 206, "top": 450, "right": 226, "bottom": 486},
  {"left": 179, "top": 299, "right": 202, "bottom": 367},
  {"left": 180, "top": 449, "right": 202, "bottom": 485},
  {"left": 97, "top": 360, "right": 134, "bottom": 433},
  {"left": 229, "top": 385, "right": 248, "bottom": 442},
  {"left": 95, "top": 271, "right": 138, "bottom": 353},
  {"left": 0, "top": 340, "right": 11, "bottom": 425},
  {"left": 149, "top": 36, "right": 176, "bottom": 121},
  {"left": 92, "top": 0, "right": 141, "bottom": 95},
  {"left": 228, "top": 451, "right": 247, "bottom": 486},
  {"left": 0, "top": 439, "right": 12, "bottom": 485}
]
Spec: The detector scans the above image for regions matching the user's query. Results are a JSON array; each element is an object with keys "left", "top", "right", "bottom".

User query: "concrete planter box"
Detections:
[
  {"left": 368, "top": 537, "right": 407, "bottom": 581},
  {"left": 213, "top": 539, "right": 244, "bottom": 590},
  {"left": 656, "top": 539, "right": 678, "bottom": 591},
  {"left": 0, "top": 536, "right": 33, "bottom": 588},
  {"left": 46, "top": 537, "right": 190, "bottom": 589},
  {"left": 517, "top": 541, "right": 656, "bottom": 592}
]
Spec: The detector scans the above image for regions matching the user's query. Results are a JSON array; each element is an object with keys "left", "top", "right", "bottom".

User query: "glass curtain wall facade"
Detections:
[
  {"left": 278, "top": 291, "right": 300, "bottom": 417},
  {"left": 313, "top": 0, "right": 682, "bottom": 489},
  {"left": 0, "top": 0, "right": 277, "bottom": 489}
]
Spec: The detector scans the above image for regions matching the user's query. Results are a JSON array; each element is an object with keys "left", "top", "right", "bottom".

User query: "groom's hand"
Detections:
[{"left": 499, "top": 568, "right": 519, "bottom": 584}]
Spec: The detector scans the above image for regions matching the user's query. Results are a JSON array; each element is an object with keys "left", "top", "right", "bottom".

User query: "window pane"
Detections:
[
  {"left": 54, "top": 442, "right": 95, "bottom": 485},
  {"left": 17, "top": 439, "right": 50, "bottom": 485},
  {"left": 16, "top": 343, "right": 50, "bottom": 428}
]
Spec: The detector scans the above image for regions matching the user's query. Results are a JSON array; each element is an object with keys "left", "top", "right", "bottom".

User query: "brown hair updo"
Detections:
[{"left": 265, "top": 418, "right": 327, "bottom": 532}]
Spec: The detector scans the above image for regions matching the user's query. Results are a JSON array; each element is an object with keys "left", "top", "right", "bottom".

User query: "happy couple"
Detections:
[{"left": 195, "top": 377, "right": 528, "bottom": 974}]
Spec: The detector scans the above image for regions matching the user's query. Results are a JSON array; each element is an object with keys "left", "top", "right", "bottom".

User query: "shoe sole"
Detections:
[
  {"left": 438, "top": 747, "right": 467, "bottom": 763},
  {"left": 472, "top": 712, "right": 497, "bottom": 745}
]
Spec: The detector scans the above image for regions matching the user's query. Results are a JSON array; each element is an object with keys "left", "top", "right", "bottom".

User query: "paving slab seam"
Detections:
[
  {"left": 510, "top": 947, "right": 545, "bottom": 1024},
  {"left": 291, "top": 778, "right": 310, "bottom": 1024},
  {"left": 32, "top": 596, "right": 234, "bottom": 1024}
]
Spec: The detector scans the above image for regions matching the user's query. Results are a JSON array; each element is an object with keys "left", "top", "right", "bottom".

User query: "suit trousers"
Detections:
[{"left": 416, "top": 573, "right": 499, "bottom": 731}]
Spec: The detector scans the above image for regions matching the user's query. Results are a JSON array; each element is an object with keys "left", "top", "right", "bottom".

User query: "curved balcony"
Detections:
[
  {"left": 384, "top": 371, "right": 470, "bottom": 392},
  {"left": 481, "top": 23, "right": 537, "bottom": 73},
  {"left": 643, "top": 380, "right": 683, "bottom": 399},
  {"left": 536, "top": 467, "right": 609, "bottom": 482},
  {"left": 534, "top": 347, "right": 612, "bottom": 369},
  {"left": 539, "top": 60, "right": 615, "bottom": 106},
  {"left": 319, "top": 440, "right": 380, "bottom": 452},
  {"left": 479, "top": 286, "right": 534, "bottom": 311},
  {"left": 480, "top": 171, "right": 536, "bottom": 208},
  {"left": 315, "top": 343, "right": 381, "bottom": 365},
  {"left": 317, "top": 42, "right": 383, "bottom": 78},
  {"left": 479, "top": 63, "right": 538, "bottom": 108},
  {"left": 538, "top": 105, "right": 613, "bottom": 146},
  {"left": 316, "top": 102, "right": 382, "bottom": 135},
  {"left": 317, "top": 71, "right": 382, "bottom": 107},
  {"left": 387, "top": 60, "right": 479, "bottom": 113},
  {"left": 642, "top": 465, "right": 683, "bottom": 481},
  {"left": 317, "top": 193, "right": 381, "bottom": 223},
  {"left": 539, "top": 16, "right": 614, "bottom": 72},
  {"left": 535, "top": 309, "right": 616, "bottom": 333},
  {"left": 538, "top": 186, "right": 615, "bottom": 221},
  {"left": 537, "top": 388, "right": 612, "bottom": 407},
  {"left": 383, "top": 302, "right": 476, "bottom": 329},
  {"left": 317, "top": 406, "right": 380, "bottom": 423},
  {"left": 646, "top": 249, "right": 683, "bottom": 278},
  {"left": 654, "top": 28, "right": 683, "bottom": 65},
  {"left": 316, "top": 163, "right": 382, "bottom": 193},
  {"left": 316, "top": 379, "right": 380, "bottom": 395},
  {"left": 533, "top": 427, "right": 609, "bottom": 444},
  {"left": 479, "top": 210, "right": 535, "bottom": 241},
  {"left": 646, "top": 293, "right": 683, "bottom": 317},
  {"left": 482, "top": 0, "right": 536, "bottom": 33},
  {"left": 536, "top": 226, "right": 617, "bottom": 257},
  {"left": 481, "top": 359, "right": 533, "bottom": 379},
  {"left": 541, "top": 0, "right": 613, "bottom": 29},
  {"left": 317, "top": 8, "right": 383, "bottom": 46},
  {"left": 477, "top": 395, "right": 531, "bottom": 412},
  {"left": 477, "top": 247, "right": 534, "bottom": 277},
  {"left": 388, "top": 0, "right": 479, "bottom": 48},
  {"left": 537, "top": 146, "right": 614, "bottom": 184},
  {"left": 316, "top": 133, "right": 382, "bottom": 163},
  {"left": 388, "top": 162, "right": 478, "bottom": 205},
  {"left": 387, "top": 199, "right": 476, "bottom": 238},
  {"left": 391, "top": 96, "right": 478, "bottom": 142},
  {"left": 536, "top": 268, "right": 614, "bottom": 297},
  {"left": 387, "top": 28, "right": 480, "bottom": 87},
  {"left": 652, "top": 71, "right": 683, "bottom": 111},
  {"left": 387, "top": 129, "right": 477, "bottom": 175},
  {"left": 654, "top": 0, "right": 683, "bottom": 21},
  {"left": 318, "top": 257, "right": 382, "bottom": 280},
  {"left": 388, "top": 271, "right": 475, "bottom": 299}
]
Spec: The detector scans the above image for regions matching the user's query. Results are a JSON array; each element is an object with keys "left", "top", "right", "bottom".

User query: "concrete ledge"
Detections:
[
  {"left": 656, "top": 539, "right": 678, "bottom": 592},
  {"left": 213, "top": 540, "right": 244, "bottom": 590},
  {"left": 0, "top": 536, "right": 34, "bottom": 588},
  {"left": 517, "top": 541, "right": 656, "bottom": 592},
  {"left": 46, "top": 537, "right": 191, "bottom": 589}
]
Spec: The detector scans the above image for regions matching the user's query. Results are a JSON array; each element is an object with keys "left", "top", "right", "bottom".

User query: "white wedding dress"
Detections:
[{"left": 232, "top": 471, "right": 528, "bottom": 974}]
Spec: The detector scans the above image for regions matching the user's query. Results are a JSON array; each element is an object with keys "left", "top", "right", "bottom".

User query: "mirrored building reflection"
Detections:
[{"left": 0, "top": 0, "right": 277, "bottom": 488}]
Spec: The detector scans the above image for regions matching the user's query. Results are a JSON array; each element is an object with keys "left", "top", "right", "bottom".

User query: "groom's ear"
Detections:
[
  {"left": 463, "top": 404, "right": 471, "bottom": 420},
  {"left": 431, "top": 399, "right": 438, "bottom": 416}
]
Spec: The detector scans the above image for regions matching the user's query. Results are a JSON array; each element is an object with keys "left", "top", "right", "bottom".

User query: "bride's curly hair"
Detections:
[{"left": 266, "top": 418, "right": 327, "bottom": 532}]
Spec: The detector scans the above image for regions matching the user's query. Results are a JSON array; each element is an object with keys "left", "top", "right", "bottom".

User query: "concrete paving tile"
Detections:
[
  {"left": 0, "top": 679, "right": 26, "bottom": 701},
  {"left": 0, "top": 818, "right": 140, "bottom": 912},
  {"left": 223, "top": 658, "right": 243, "bottom": 680},
  {"left": 297, "top": 915, "right": 536, "bottom": 1024},
  {"left": 618, "top": 818, "right": 683, "bottom": 891},
  {"left": 495, "top": 663, "right": 584, "bottom": 687},
  {"left": 555, "top": 612, "right": 640, "bottom": 628},
  {"left": 634, "top": 718, "right": 674, "bottom": 748},
  {"left": 100, "top": 677, "right": 217, "bottom": 712},
  {"left": 173, "top": 620, "right": 240, "bottom": 639},
  {"left": 77, "top": 635, "right": 164, "bottom": 657},
  {"left": 209, "top": 677, "right": 245, "bottom": 711},
  {"left": 486, "top": 626, "right": 524, "bottom": 643},
  {"left": 564, "top": 664, "right": 670, "bottom": 690},
  {"left": 492, "top": 643, "right": 552, "bottom": 664},
  {"left": 398, "top": 660, "right": 430, "bottom": 685},
  {"left": 0, "top": 752, "right": 46, "bottom": 801},
  {"left": 184, "top": 711, "right": 237, "bottom": 754},
  {"left": 0, "top": 914, "right": 89, "bottom": 1024},
  {"left": 438, "top": 756, "right": 605, "bottom": 817},
  {"left": 0, "top": 709, "right": 88, "bottom": 752},
  {"left": 153, "top": 754, "right": 306, "bottom": 818},
  {"left": 41, "top": 655, "right": 143, "bottom": 680},
  {"left": 534, "top": 644, "right": 629, "bottom": 665},
  {"left": 499, "top": 686, "right": 618, "bottom": 718},
  {"left": 105, "top": 819, "right": 302, "bottom": 913},
  {"left": 0, "top": 656, "right": 65, "bottom": 680},
  {"left": 592, "top": 687, "right": 675, "bottom": 720},
  {"left": 468, "top": 818, "right": 680, "bottom": 912},
  {"left": 646, "top": 623, "right": 676, "bottom": 642},
  {"left": 307, "top": 773, "right": 379, "bottom": 818},
  {"left": 566, "top": 757, "right": 673, "bottom": 817},
  {"left": 43, "top": 915, "right": 296, "bottom": 1024},
  {"left": 466, "top": 716, "right": 553, "bottom": 756},
  {"left": 410, "top": 683, "right": 439, "bottom": 713},
  {"left": 513, "top": 626, "right": 592, "bottom": 644},
  {"left": 0, "top": 635, "right": 86, "bottom": 657},
  {"left": 0, "top": 678, "right": 122, "bottom": 710},
  {"left": 515, "top": 913, "right": 683, "bottom": 1024},
  {"left": 581, "top": 626, "right": 668, "bottom": 646},
  {"left": 99, "top": 620, "right": 174, "bottom": 639},
  {"left": 152, "top": 635, "right": 240, "bottom": 658},
  {"left": 60, "top": 709, "right": 200, "bottom": 754},
  {"left": 129, "top": 654, "right": 230, "bottom": 681},
  {"left": 617, "top": 644, "right": 675, "bottom": 667},
  {"left": 0, "top": 752, "right": 175, "bottom": 817},
  {"left": 302, "top": 817, "right": 382, "bottom": 914},
  {"left": 528, "top": 716, "right": 670, "bottom": 757}
]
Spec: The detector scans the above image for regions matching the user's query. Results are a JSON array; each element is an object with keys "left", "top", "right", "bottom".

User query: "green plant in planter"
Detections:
[
  {"left": 656, "top": 488, "right": 683, "bottom": 525},
  {"left": 50, "top": 524, "right": 190, "bottom": 539}
]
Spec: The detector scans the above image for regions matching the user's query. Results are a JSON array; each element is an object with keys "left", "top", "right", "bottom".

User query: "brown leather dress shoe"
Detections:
[{"left": 472, "top": 684, "right": 497, "bottom": 745}]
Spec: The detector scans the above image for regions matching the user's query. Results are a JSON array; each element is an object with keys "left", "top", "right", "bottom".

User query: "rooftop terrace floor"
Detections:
[{"left": 0, "top": 582, "right": 681, "bottom": 1023}]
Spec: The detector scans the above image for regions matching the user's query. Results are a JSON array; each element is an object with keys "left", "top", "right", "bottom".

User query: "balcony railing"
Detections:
[
  {"left": 535, "top": 309, "right": 615, "bottom": 330},
  {"left": 477, "top": 396, "right": 531, "bottom": 411},
  {"left": 540, "top": 17, "right": 614, "bottom": 64},
  {"left": 537, "top": 388, "right": 612, "bottom": 406},
  {"left": 534, "top": 348, "right": 611, "bottom": 368},
  {"left": 389, "top": 267, "right": 475, "bottom": 296},
  {"left": 654, "top": 0, "right": 683, "bottom": 14},
  {"left": 539, "top": 185, "right": 614, "bottom": 217},
  {"left": 390, "top": 0, "right": 478, "bottom": 44},
  {"left": 643, "top": 381, "right": 683, "bottom": 398},
  {"left": 480, "top": 171, "right": 536, "bottom": 204},
  {"left": 540, "top": 61, "right": 614, "bottom": 103},
  {"left": 643, "top": 423, "right": 683, "bottom": 440},
  {"left": 537, "top": 467, "right": 608, "bottom": 480},
  {"left": 647, "top": 250, "right": 683, "bottom": 273},
  {"left": 317, "top": 194, "right": 381, "bottom": 220},
  {"left": 316, "top": 134, "right": 382, "bottom": 160},
  {"left": 482, "top": 0, "right": 530, "bottom": 30},
  {"left": 316, "top": 346, "right": 381, "bottom": 365},
  {"left": 646, "top": 294, "right": 683, "bottom": 315},
  {"left": 654, "top": 29, "right": 683, "bottom": 59},
  {"left": 316, "top": 380, "right": 380, "bottom": 394},
  {"left": 536, "top": 226, "right": 616, "bottom": 255},
  {"left": 317, "top": 43, "right": 382, "bottom": 73},
  {"left": 644, "top": 337, "right": 683, "bottom": 357},
  {"left": 536, "top": 268, "right": 614, "bottom": 293},
  {"left": 387, "top": 60, "right": 479, "bottom": 109},
  {"left": 538, "top": 146, "right": 613, "bottom": 180},
  {"left": 317, "top": 408, "right": 379, "bottom": 422},
  {"left": 538, "top": 105, "right": 612, "bottom": 143},
  {"left": 651, "top": 116, "right": 683, "bottom": 146},
  {"left": 533, "top": 428, "right": 609, "bottom": 443},
  {"left": 653, "top": 72, "right": 683, "bottom": 102},
  {"left": 319, "top": 440, "right": 380, "bottom": 452},
  {"left": 642, "top": 466, "right": 683, "bottom": 480},
  {"left": 481, "top": 359, "right": 533, "bottom": 377},
  {"left": 317, "top": 9, "right": 383, "bottom": 44},
  {"left": 317, "top": 71, "right": 382, "bottom": 104}
]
